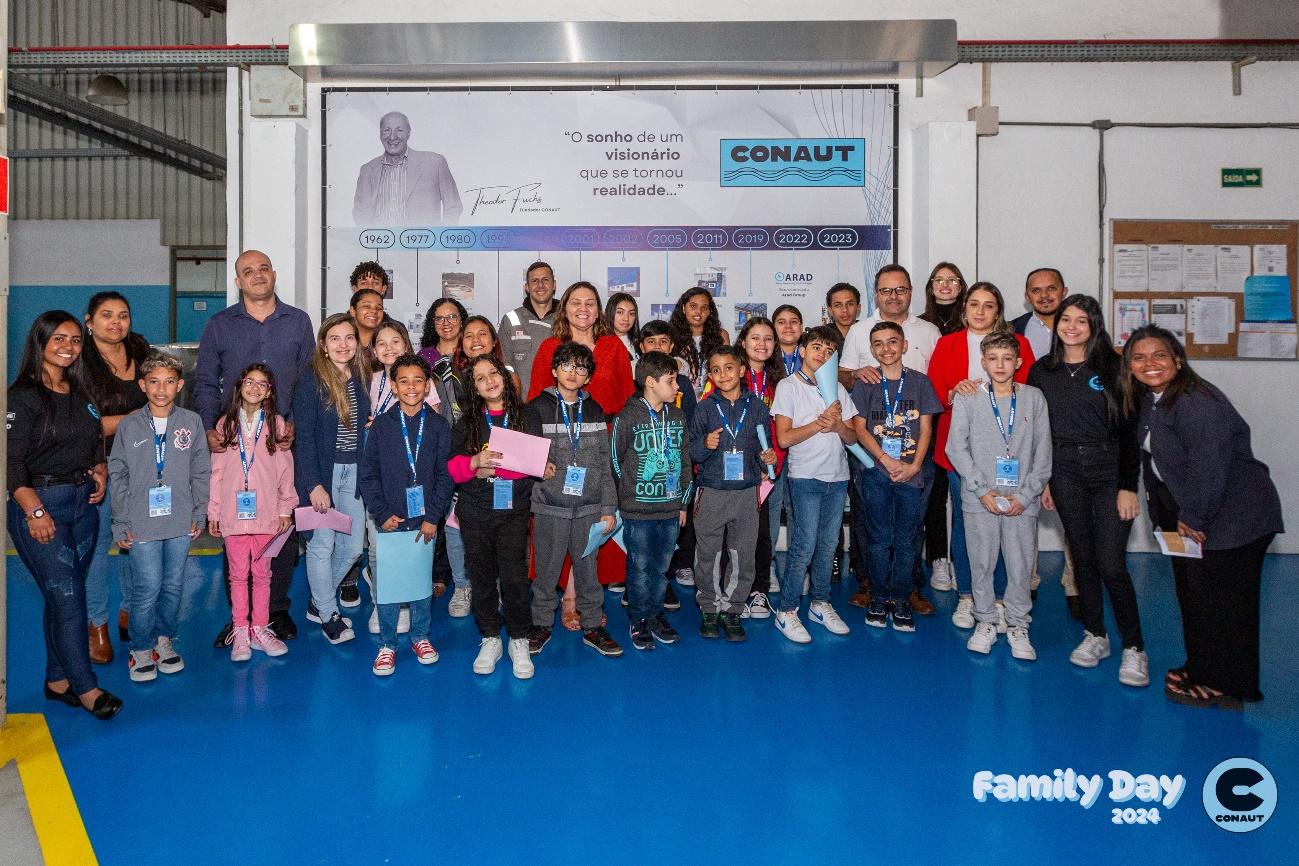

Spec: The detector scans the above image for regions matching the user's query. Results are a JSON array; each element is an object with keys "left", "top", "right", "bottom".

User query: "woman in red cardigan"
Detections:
[
  {"left": 927, "top": 281, "right": 1035, "bottom": 629},
  {"left": 529, "top": 282, "right": 635, "bottom": 624}
]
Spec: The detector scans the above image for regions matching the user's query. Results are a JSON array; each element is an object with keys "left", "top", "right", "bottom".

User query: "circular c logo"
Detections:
[{"left": 1203, "top": 758, "right": 1277, "bottom": 833}]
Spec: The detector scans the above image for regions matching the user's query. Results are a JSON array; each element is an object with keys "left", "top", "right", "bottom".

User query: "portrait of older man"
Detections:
[{"left": 353, "top": 110, "right": 463, "bottom": 226}]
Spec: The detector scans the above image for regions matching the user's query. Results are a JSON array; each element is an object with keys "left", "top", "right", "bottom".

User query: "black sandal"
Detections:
[
  {"left": 1164, "top": 667, "right": 1188, "bottom": 688},
  {"left": 1164, "top": 680, "right": 1243, "bottom": 711},
  {"left": 43, "top": 683, "right": 80, "bottom": 707}
]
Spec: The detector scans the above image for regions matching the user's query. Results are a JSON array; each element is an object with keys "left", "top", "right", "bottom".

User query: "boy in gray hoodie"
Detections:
[{"left": 109, "top": 352, "right": 210, "bottom": 682}]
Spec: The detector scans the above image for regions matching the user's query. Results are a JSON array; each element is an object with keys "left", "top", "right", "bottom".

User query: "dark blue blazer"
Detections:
[
  {"left": 359, "top": 404, "right": 454, "bottom": 529},
  {"left": 1010, "top": 311, "right": 1032, "bottom": 335},
  {"left": 291, "top": 370, "right": 371, "bottom": 506}
]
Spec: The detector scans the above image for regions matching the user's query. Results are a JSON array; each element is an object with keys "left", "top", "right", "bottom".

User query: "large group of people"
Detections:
[{"left": 7, "top": 249, "right": 1282, "bottom": 720}]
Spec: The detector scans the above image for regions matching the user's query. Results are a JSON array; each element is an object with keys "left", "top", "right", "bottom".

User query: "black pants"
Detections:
[
  {"left": 669, "top": 507, "right": 696, "bottom": 573},
  {"left": 1051, "top": 445, "right": 1142, "bottom": 649},
  {"left": 224, "top": 531, "right": 297, "bottom": 615},
  {"left": 922, "top": 468, "right": 949, "bottom": 565},
  {"left": 460, "top": 510, "right": 531, "bottom": 638},
  {"left": 844, "top": 462, "right": 870, "bottom": 586},
  {"left": 752, "top": 493, "right": 773, "bottom": 594},
  {"left": 908, "top": 466, "right": 938, "bottom": 591}
]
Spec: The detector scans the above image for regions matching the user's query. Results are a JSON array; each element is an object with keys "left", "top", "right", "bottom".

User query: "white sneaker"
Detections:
[
  {"left": 774, "top": 610, "right": 812, "bottom": 644},
  {"left": 673, "top": 568, "right": 695, "bottom": 587},
  {"left": 807, "top": 601, "right": 850, "bottom": 635},
  {"left": 769, "top": 572, "right": 780, "bottom": 593},
  {"left": 250, "top": 625, "right": 287, "bottom": 657},
  {"left": 230, "top": 627, "right": 252, "bottom": 663},
  {"left": 397, "top": 605, "right": 411, "bottom": 634},
  {"left": 967, "top": 621, "right": 997, "bottom": 654},
  {"left": 153, "top": 636, "right": 184, "bottom": 674},
  {"left": 951, "top": 596, "right": 975, "bottom": 629},
  {"left": 368, "top": 606, "right": 380, "bottom": 634},
  {"left": 448, "top": 586, "right": 472, "bottom": 618},
  {"left": 472, "top": 636, "right": 503, "bottom": 674},
  {"left": 128, "top": 648, "right": 157, "bottom": 682},
  {"left": 1118, "top": 647, "right": 1150, "bottom": 687},
  {"left": 995, "top": 601, "right": 1007, "bottom": 634},
  {"left": 742, "top": 592, "right": 772, "bottom": 620},
  {"left": 928, "top": 558, "right": 955, "bottom": 591},
  {"left": 508, "top": 637, "right": 535, "bottom": 680},
  {"left": 1007, "top": 626, "right": 1037, "bottom": 661},
  {"left": 1069, "top": 631, "right": 1112, "bottom": 668}
]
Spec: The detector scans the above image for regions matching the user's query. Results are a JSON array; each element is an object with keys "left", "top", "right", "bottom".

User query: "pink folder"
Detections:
[
  {"left": 254, "top": 526, "right": 294, "bottom": 560},
  {"left": 487, "top": 426, "right": 550, "bottom": 477},
  {"left": 293, "top": 506, "right": 354, "bottom": 534}
]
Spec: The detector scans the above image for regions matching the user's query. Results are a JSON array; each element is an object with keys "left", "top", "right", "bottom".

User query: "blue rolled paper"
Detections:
[{"left": 814, "top": 352, "right": 873, "bottom": 468}]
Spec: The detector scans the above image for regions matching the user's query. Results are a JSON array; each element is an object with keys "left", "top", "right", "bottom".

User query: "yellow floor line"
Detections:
[{"left": 0, "top": 714, "right": 97, "bottom": 865}]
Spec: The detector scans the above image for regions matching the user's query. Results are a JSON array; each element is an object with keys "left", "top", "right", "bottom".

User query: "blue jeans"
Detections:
[
  {"left": 7, "top": 482, "right": 100, "bottom": 695},
  {"left": 378, "top": 597, "right": 432, "bottom": 649},
  {"left": 127, "top": 534, "right": 193, "bottom": 652},
  {"left": 445, "top": 524, "right": 468, "bottom": 589},
  {"left": 305, "top": 463, "right": 368, "bottom": 622},
  {"left": 861, "top": 468, "right": 928, "bottom": 603},
  {"left": 947, "top": 470, "right": 1007, "bottom": 596},
  {"left": 85, "top": 484, "right": 134, "bottom": 626},
  {"left": 625, "top": 516, "right": 680, "bottom": 623},
  {"left": 779, "top": 478, "right": 847, "bottom": 612},
  {"left": 767, "top": 472, "right": 789, "bottom": 586}
]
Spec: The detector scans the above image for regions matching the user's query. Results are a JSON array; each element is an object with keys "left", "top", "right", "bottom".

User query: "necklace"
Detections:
[{"left": 1065, "top": 361, "right": 1086, "bottom": 378}]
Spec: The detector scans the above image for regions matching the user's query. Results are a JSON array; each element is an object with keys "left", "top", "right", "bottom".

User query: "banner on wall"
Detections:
[{"left": 322, "top": 87, "right": 895, "bottom": 335}]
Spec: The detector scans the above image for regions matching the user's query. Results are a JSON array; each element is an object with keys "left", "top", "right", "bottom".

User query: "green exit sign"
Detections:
[{"left": 1222, "top": 168, "right": 1262, "bottom": 187}]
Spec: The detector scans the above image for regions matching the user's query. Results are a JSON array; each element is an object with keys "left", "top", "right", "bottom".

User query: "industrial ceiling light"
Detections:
[{"left": 86, "top": 73, "right": 129, "bottom": 106}]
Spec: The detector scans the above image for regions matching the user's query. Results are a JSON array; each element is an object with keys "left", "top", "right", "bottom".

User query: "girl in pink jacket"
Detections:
[{"left": 208, "top": 363, "right": 298, "bottom": 662}]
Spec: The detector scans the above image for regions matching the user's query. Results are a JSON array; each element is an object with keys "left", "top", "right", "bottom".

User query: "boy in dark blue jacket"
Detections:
[
  {"left": 359, "top": 354, "right": 454, "bottom": 675},
  {"left": 688, "top": 346, "right": 777, "bottom": 641}
]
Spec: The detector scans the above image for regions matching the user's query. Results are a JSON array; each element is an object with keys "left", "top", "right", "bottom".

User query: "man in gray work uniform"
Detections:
[{"left": 498, "top": 260, "right": 559, "bottom": 395}]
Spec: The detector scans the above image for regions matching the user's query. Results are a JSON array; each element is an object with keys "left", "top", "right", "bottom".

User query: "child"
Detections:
[
  {"left": 447, "top": 356, "right": 543, "bottom": 679},
  {"left": 770, "top": 326, "right": 858, "bottom": 644},
  {"left": 208, "top": 363, "right": 297, "bottom": 662},
  {"left": 689, "top": 346, "right": 777, "bottom": 641},
  {"left": 359, "top": 353, "right": 454, "bottom": 676},
  {"left": 526, "top": 341, "right": 622, "bottom": 657},
  {"left": 612, "top": 351, "right": 692, "bottom": 651},
  {"left": 945, "top": 332, "right": 1052, "bottom": 660},
  {"left": 850, "top": 322, "right": 942, "bottom": 632},
  {"left": 109, "top": 352, "right": 211, "bottom": 680}
]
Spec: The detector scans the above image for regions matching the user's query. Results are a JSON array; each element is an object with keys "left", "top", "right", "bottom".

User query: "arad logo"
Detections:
[
  {"left": 721, "top": 138, "right": 865, "bottom": 187},
  {"left": 1202, "top": 758, "right": 1277, "bottom": 832},
  {"left": 775, "top": 272, "right": 814, "bottom": 283}
]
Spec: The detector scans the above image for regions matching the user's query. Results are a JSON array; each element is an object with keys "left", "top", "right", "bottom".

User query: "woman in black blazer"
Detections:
[{"left": 1121, "top": 326, "right": 1283, "bottom": 709}]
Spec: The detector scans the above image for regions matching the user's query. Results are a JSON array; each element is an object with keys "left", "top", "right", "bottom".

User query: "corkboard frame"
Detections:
[{"left": 1110, "top": 219, "right": 1298, "bottom": 360}]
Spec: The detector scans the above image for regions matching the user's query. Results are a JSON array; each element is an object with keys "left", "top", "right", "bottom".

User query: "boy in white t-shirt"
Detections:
[{"left": 770, "top": 326, "right": 859, "bottom": 644}]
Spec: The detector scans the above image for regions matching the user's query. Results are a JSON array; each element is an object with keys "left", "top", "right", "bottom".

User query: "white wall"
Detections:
[{"left": 10, "top": 219, "right": 168, "bottom": 285}]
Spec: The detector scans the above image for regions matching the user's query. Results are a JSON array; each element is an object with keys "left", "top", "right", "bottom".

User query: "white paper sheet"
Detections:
[
  {"left": 1216, "top": 245, "right": 1251, "bottom": 292},
  {"left": 1237, "top": 322, "right": 1298, "bottom": 359},
  {"left": 1182, "top": 245, "right": 1217, "bottom": 290},
  {"left": 1113, "top": 245, "right": 1149, "bottom": 292},
  {"left": 1113, "top": 299, "right": 1148, "bottom": 346},
  {"left": 1148, "top": 245, "right": 1183, "bottom": 292},
  {"left": 1151, "top": 299, "right": 1187, "bottom": 340},
  {"left": 1253, "top": 244, "right": 1288, "bottom": 276},
  {"left": 1154, "top": 531, "right": 1202, "bottom": 559},
  {"left": 1188, "top": 296, "right": 1234, "bottom": 344}
]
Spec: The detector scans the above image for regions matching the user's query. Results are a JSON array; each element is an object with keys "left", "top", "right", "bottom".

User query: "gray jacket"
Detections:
[
  {"left": 528, "top": 389, "right": 618, "bottom": 519},
  {"left": 109, "top": 406, "right": 211, "bottom": 543},
  {"left": 946, "top": 383, "right": 1051, "bottom": 515},
  {"left": 498, "top": 300, "right": 557, "bottom": 395}
]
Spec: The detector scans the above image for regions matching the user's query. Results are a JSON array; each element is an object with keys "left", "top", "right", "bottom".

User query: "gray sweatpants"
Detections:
[
  {"left": 693, "top": 487, "right": 760, "bottom": 615},
  {"left": 532, "top": 513, "right": 605, "bottom": 630},
  {"left": 964, "top": 508, "right": 1035, "bottom": 629}
]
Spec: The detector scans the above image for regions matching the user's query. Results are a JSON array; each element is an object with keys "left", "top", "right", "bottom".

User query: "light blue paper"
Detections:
[
  {"left": 1243, "top": 275, "right": 1294, "bottom": 322},
  {"left": 582, "top": 511, "right": 624, "bottom": 558},
  {"left": 374, "top": 529, "right": 435, "bottom": 604},
  {"left": 815, "top": 352, "right": 873, "bottom": 468}
]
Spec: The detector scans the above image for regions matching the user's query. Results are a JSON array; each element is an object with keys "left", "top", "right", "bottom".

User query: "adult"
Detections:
[
  {"left": 1122, "top": 326, "right": 1282, "bottom": 709},
  {"left": 195, "top": 249, "right": 316, "bottom": 645},
  {"left": 75, "top": 291, "right": 150, "bottom": 663},
  {"left": 921, "top": 261, "right": 967, "bottom": 337},
  {"left": 419, "top": 297, "right": 470, "bottom": 425},
  {"left": 1011, "top": 267, "right": 1066, "bottom": 361},
  {"left": 352, "top": 111, "right": 462, "bottom": 226},
  {"left": 825, "top": 282, "right": 861, "bottom": 342},
  {"left": 606, "top": 291, "right": 641, "bottom": 366},
  {"left": 498, "top": 261, "right": 559, "bottom": 396},
  {"left": 668, "top": 287, "right": 730, "bottom": 396},
  {"left": 1029, "top": 295, "right": 1147, "bottom": 687},
  {"left": 7, "top": 311, "right": 122, "bottom": 719}
]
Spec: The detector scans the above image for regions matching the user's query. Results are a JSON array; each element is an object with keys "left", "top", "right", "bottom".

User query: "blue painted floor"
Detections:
[{"left": 5, "top": 550, "right": 1296, "bottom": 864}]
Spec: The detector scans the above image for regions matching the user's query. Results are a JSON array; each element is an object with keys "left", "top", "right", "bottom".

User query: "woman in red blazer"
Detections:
[{"left": 926, "top": 282, "right": 1035, "bottom": 628}]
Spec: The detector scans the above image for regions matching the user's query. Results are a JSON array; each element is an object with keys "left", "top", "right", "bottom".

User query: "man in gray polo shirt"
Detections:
[{"left": 498, "top": 260, "right": 559, "bottom": 394}]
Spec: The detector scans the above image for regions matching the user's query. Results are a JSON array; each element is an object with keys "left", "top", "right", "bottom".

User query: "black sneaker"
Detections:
[
  {"left": 664, "top": 583, "right": 681, "bottom": 611},
  {"left": 721, "top": 612, "right": 746, "bottom": 643},
  {"left": 649, "top": 614, "right": 679, "bottom": 645},
  {"left": 269, "top": 610, "right": 297, "bottom": 641},
  {"left": 528, "top": 625, "right": 553, "bottom": 656},
  {"left": 865, "top": 600, "right": 889, "bottom": 628},
  {"left": 321, "top": 613, "right": 355, "bottom": 645},
  {"left": 212, "top": 620, "right": 235, "bottom": 648},
  {"left": 339, "top": 582, "right": 361, "bottom": 609},
  {"left": 583, "top": 626, "right": 624, "bottom": 657},
  {"left": 831, "top": 554, "right": 842, "bottom": 583},
  {"left": 699, "top": 612, "right": 721, "bottom": 639},
  {"left": 305, "top": 601, "right": 323, "bottom": 624},
  {"left": 891, "top": 600, "right": 916, "bottom": 633},
  {"left": 629, "top": 619, "right": 655, "bottom": 651}
]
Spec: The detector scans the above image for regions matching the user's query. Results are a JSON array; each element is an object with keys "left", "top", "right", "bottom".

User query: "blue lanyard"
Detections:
[
  {"left": 796, "top": 370, "right": 816, "bottom": 387},
  {"left": 400, "top": 406, "right": 426, "bottom": 483},
  {"left": 641, "top": 397, "right": 669, "bottom": 462},
  {"left": 987, "top": 384, "right": 1017, "bottom": 456},
  {"left": 484, "top": 409, "right": 508, "bottom": 430},
  {"left": 375, "top": 370, "right": 394, "bottom": 416},
  {"left": 746, "top": 368, "right": 768, "bottom": 403},
  {"left": 782, "top": 351, "right": 801, "bottom": 376},
  {"left": 237, "top": 410, "right": 265, "bottom": 491},
  {"left": 153, "top": 417, "right": 168, "bottom": 484},
  {"left": 880, "top": 368, "right": 905, "bottom": 432},
  {"left": 717, "top": 395, "right": 750, "bottom": 448},
  {"left": 558, "top": 392, "right": 584, "bottom": 463}
]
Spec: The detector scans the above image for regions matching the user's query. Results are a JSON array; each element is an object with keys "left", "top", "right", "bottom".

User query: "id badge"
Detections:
[
  {"left": 723, "top": 450, "right": 745, "bottom": 481},
  {"left": 235, "top": 489, "right": 257, "bottom": 520},
  {"left": 665, "top": 472, "right": 680, "bottom": 497},
  {"left": 995, "top": 457, "right": 1021, "bottom": 488},
  {"left": 881, "top": 435, "right": 903, "bottom": 460},
  {"left": 562, "top": 465, "right": 587, "bottom": 497},
  {"left": 149, "top": 485, "right": 173, "bottom": 518},
  {"left": 406, "top": 485, "right": 426, "bottom": 518},
  {"left": 493, "top": 478, "right": 514, "bottom": 510}
]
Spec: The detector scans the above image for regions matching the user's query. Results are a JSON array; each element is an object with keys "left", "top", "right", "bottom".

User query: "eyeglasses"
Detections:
[
  {"left": 433, "top": 314, "right": 461, "bottom": 324},
  {"left": 241, "top": 379, "right": 273, "bottom": 391},
  {"left": 557, "top": 362, "right": 591, "bottom": 375},
  {"left": 876, "top": 287, "right": 912, "bottom": 297},
  {"left": 930, "top": 277, "right": 962, "bottom": 286}
]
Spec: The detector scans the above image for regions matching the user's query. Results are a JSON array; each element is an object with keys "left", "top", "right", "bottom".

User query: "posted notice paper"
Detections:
[
  {"left": 1253, "top": 244, "right": 1287, "bottom": 276},
  {"left": 1151, "top": 299, "right": 1187, "bottom": 340},
  {"left": 1113, "top": 245, "right": 1149, "bottom": 292},
  {"left": 1188, "top": 296, "right": 1234, "bottom": 344},
  {"left": 1215, "top": 245, "right": 1251, "bottom": 293},
  {"left": 1182, "top": 245, "right": 1217, "bottom": 290},
  {"left": 1148, "top": 245, "right": 1184, "bottom": 292},
  {"left": 1237, "top": 322, "right": 1298, "bottom": 359},
  {"left": 1113, "top": 299, "right": 1148, "bottom": 346}
]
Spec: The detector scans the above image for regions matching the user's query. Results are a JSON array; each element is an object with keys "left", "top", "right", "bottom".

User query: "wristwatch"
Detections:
[{"left": 26, "top": 507, "right": 47, "bottom": 521}]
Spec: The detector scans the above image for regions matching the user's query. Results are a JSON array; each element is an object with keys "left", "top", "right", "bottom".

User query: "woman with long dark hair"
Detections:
[
  {"left": 1120, "top": 326, "right": 1282, "bottom": 709},
  {"left": 921, "top": 262, "right": 967, "bottom": 336},
  {"left": 1029, "top": 295, "right": 1147, "bottom": 686},
  {"left": 606, "top": 292, "right": 642, "bottom": 365},
  {"left": 7, "top": 311, "right": 122, "bottom": 719},
  {"left": 456, "top": 315, "right": 523, "bottom": 395},
  {"left": 669, "top": 287, "right": 730, "bottom": 396},
  {"left": 419, "top": 298, "right": 470, "bottom": 428}
]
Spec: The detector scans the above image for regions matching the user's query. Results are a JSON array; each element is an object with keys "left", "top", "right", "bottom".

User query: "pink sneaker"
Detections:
[
  {"left": 372, "top": 647, "right": 397, "bottom": 676},
  {"left": 411, "top": 639, "right": 439, "bottom": 665},
  {"left": 250, "top": 625, "right": 288, "bottom": 657},
  {"left": 231, "top": 627, "right": 251, "bottom": 662}
]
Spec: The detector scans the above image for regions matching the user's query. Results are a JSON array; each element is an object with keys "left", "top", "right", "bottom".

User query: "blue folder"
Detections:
[{"left": 374, "top": 529, "right": 435, "bottom": 604}]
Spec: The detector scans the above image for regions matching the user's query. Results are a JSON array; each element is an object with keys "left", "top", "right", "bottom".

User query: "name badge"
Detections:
[
  {"left": 881, "top": 434, "right": 903, "bottom": 460},
  {"left": 406, "top": 485, "right": 426, "bottom": 518},
  {"left": 149, "top": 485, "right": 173, "bottom": 518},
  {"left": 562, "top": 465, "right": 587, "bottom": 497},
  {"left": 665, "top": 472, "right": 680, "bottom": 497},
  {"left": 995, "top": 457, "right": 1021, "bottom": 488},
  {"left": 236, "top": 490, "right": 258, "bottom": 520},
  {"left": 493, "top": 478, "right": 514, "bottom": 510},
  {"left": 723, "top": 450, "right": 745, "bottom": 481}
]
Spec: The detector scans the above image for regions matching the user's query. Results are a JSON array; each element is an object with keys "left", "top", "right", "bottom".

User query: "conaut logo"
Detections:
[
  {"left": 721, "top": 138, "right": 865, "bottom": 187},
  {"left": 775, "top": 272, "right": 814, "bottom": 283}
]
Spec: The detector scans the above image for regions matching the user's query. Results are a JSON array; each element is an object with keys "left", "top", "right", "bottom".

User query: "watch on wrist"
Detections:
[{"left": 26, "top": 507, "right": 47, "bottom": 521}]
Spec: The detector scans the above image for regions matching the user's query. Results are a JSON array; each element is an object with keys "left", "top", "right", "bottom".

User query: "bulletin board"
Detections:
[{"left": 1109, "top": 219, "right": 1298, "bottom": 360}]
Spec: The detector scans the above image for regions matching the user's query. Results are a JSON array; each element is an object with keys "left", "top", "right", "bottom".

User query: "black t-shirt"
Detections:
[
  {"left": 450, "top": 406, "right": 543, "bottom": 518},
  {"left": 1027, "top": 359, "right": 1139, "bottom": 491},
  {"left": 7, "top": 384, "right": 105, "bottom": 491}
]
